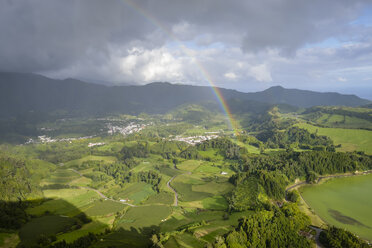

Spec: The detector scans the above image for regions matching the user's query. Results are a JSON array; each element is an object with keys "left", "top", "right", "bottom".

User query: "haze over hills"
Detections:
[{"left": 0, "top": 72, "right": 370, "bottom": 118}]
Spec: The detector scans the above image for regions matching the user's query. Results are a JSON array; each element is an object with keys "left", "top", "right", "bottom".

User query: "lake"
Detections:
[{"left": 300, "top": 173, "right": 372, "bottom": 241}]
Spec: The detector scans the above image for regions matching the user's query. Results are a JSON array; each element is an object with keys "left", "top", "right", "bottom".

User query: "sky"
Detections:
[{"left": 1, "top": 0, "right": 372, "bottom": 99}]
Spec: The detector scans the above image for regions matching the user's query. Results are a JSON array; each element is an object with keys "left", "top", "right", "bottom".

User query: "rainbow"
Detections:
[{"left": 123, "top": 0, "right": 239, "bottom": 135}]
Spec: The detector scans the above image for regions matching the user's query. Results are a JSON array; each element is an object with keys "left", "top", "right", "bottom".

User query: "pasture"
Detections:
[
  {"left": 303, "top": 112, "right": 372, "bottom": 130},
  {"left": 143, "top": 191, "right": 174, "bottom": 205},
  {"left": 56, "top": 221, "right": 108, "bottom": 243},
  {"left": 84, "top": 199, "right": 126, "bottom": 216},
  {"left": 19, "top": 215, "right": 76, "bottom": 246},
  {"left": 112, "top": 182, "right": 156, "bottom": 204},
  {"left": 300, "top": 173, "right": 372, "bottom": 241},
  {"left": 295, "top": 122, "right": 372, "bottom": 154},
  {"left": 42, "top": 169, "right": 79, "bottom": 185},
  {"left": 65, "top": 155, "right": 117, "bottom": 167},
  {"left": 177, "top": 160, "right": 202, "bottom": 172},
  {"left": 116, "top": 205, "right": 172, "bottom": 229},
  {"left": 28, "top": 189, "right": 100, "bottom": 216},
  {"left": 172, "top": 178, "right": 213, "bottom": 202}
]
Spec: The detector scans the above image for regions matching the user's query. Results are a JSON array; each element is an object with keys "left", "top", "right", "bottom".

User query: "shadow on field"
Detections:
[
  {"left": 96, "top": 226, "right": 160, "bottom": 248},
  {"left": 0, "top": 198, "right": 158, "bottom": 248}
]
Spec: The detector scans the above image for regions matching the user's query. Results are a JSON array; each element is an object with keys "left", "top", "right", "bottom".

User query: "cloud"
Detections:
[
  {"left": 120, "top": 47, "right": 183, "bottom": 83},
  {"left": 224, "top": 72, "right": 238, "bottom": 80},
  {"left": 248, "top": 64, "right": 273, "bottom": 82},
  {"left": 0, "top": 0, "right": 371, "bottom": 96},
  {"left": 338, "top": 77, "right": 347, "bottom": 82}
]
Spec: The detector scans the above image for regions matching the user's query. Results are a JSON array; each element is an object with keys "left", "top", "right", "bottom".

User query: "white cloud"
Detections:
[
  {"left": 224, "top": 72, "right": 238, "bottom": 80},
  {"left": 248, "top": 64, "right": 273, "bottom": 82},
  {"left": 338, "top": 77, "right": 347, "bottom": 82},
  {"left": 120, "top": 47, "right": 183, "bottom": 83}
]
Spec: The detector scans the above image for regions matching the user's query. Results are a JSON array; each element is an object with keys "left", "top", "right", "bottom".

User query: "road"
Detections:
[
  {"left": 81, "top": 186, "right": 136, "bottom": 207},
  {"left": 68, "top": 168, "right": 136, "bottom": 207},
  {"left": 309, "top": 226, "right": 323, "bottom": 248},
  {"left": 167, "top": 175, "right": 179, "bottom": 206}
]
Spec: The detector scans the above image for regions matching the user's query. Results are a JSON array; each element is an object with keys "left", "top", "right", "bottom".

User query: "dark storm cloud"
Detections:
[
  {"left": 0, "top": 0, "right": 157, "bottom": 72},
  {"left": 0, "top": 0, "right": 370, "bottom": 83}
]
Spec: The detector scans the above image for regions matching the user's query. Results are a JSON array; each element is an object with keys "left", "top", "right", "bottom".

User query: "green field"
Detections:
[
  {"left": 28, "top": 189, "right": 100, "bottom": 216},
  {"left": 116, "top": 205, "right": 172, "bottom": 229},
  {"left": 84, "top": 199, "right": 126, "bottom": 216},
  {"left": 300, "top": 173, "right": 372, "bottom": 241},
  {"left": 296, "top": 122, "right": 372, "bottom": 154},
  {"left": 116, "top": 182, "right": 156, "bottom": 204},
  {"left": 302, "top": 110, "right": 372, "bottom": 130},
  {"left": 19, "top": 215, "right": 77, "bottom": 246},
  {"left": 65, "top": 155, "right": 118, "bottom": 167},
  {"left": 143, "top": 191, "right": 174, "bottom": 205},
  {"left": 43, "top": 169, "right": 80, "bottom": 185}
]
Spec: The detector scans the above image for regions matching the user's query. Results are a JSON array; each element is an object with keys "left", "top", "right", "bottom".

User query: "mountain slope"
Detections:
[
  {"left": 246, "top": 86, "right": 369, "bottom": 108},
  {"left": 0, "top": 72, "right": 369, "bottom": 118}
]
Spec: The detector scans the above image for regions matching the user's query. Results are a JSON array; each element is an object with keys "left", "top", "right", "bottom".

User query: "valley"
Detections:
[
  {"left": 0, "top": 80, "right": 372, "bottom": 247},
  {"left": 2, "top": 1, "right": 372, "bottom": 247}
]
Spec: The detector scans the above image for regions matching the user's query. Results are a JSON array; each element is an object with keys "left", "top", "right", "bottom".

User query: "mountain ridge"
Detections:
[{"left": 0, "top": 72, "right": 369, "bottom": 118}]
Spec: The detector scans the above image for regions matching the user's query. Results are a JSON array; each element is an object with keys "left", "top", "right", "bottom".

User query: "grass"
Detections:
[
  {"left": 68, "top": 176, "right": 92, "bottom": 187},
  {"left": 0, "top": 232, "right": 19, "bottom": 248},
  {"left": 19, "top": 215, "right": 76, "bottom": 246},
  {"left": 84, "top": 199, "right": 126, "bottom": 216},
  {"left": 143, "top": 192, "right": 174, "bottom": 205},
  {"left": 234, "top": 140, "right": 261, "bottom": 154},
  {"left": 160, "top": 209, "right": 254, "bottom": 246},
  {"left": 158, "top": 166, "right": 183, "bottom": 177},
  {"left": 198, "top": 148, "right": 226, "bottom": 161},
  {"left": 193, "top": 163, "right": 233, "bottom": 175},
  {"left": 57, "top": 221, "right": 109, "bottom": 243},
  {"left": 296, "top": 122, "right": 372, "bottom": 154},
  {"left": 300, "top": 173, "right": 372, "bottom": 241},
  {"left": 171, "top": 174, "right": 233, "bottom": 203},
  {"left": 297, "top": 194, "right": 325, "bottom": 228},
  {"left": 201, "top": 196, "right": 228, "bottom": 210},
  {"left": 192, "top": 181, "right": 234, "bottom": 195},
  {"left": 65, "top": 155, "right": 117, "bottom": 167},
  {"left": 93, "top": 228, "right": 150, "bottom": 248},
  {"left": 43, "top": 169, "right": 79, "bottom": 185},
  {"left": 177, "top": 160, "right": 202, "bottom": 172},
  {"left": 94, "top": 142, "right": 124, "bottom": 154},
  {"left": 116, "top": 205, "right": 172, "bottom": 229},
  {"left": 168, "top": 232, "right": 206, "bottom": 248},
  {"left": 172, "top": 181, "right": 213, "bottom": 202},
  {"left": 113, "top": 182, "right": 156, "bottom": 204},
  {"left": 303, "top": 112, "right": 372, "bottom": 130},
  {"left": 28, "top": 189, "right": 100, "bottom": 216}
]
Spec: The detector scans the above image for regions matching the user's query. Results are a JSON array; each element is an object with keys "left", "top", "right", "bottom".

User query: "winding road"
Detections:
[{"left": 167, "top": 175, "right": 179, "bottom": 206}]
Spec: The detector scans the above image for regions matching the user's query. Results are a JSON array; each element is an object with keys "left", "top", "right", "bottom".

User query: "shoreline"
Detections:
[
  {"left": 285, "top": 169, "right": 372, "bottom": 193},
  {"left": 287, "top": 171, "right": 372, "bottom": 243}
]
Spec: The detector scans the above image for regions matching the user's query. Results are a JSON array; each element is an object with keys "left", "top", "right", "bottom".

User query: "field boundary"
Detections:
[{"left": 285, "top": 170, "right": 372, "bottom": 194}]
